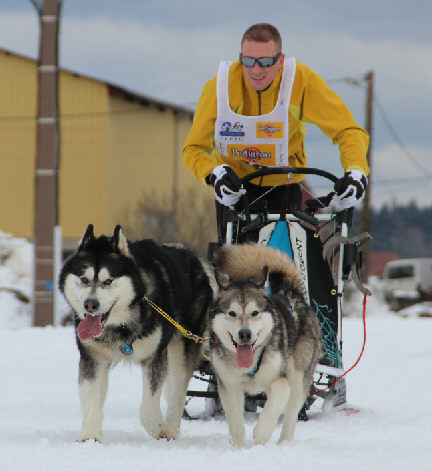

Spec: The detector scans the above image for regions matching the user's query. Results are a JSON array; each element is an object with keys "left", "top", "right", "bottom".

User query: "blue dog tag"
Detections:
[{"left": 121, "top": 344, "right": 133, "bottom": 355}]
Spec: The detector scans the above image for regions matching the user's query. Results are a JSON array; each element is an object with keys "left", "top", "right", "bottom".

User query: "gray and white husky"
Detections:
[
  {"left": 211, "top": 244, "right": 321, "bottom": 447},
  {"left": 59, "top": 224, "right": 214, "bottom": 442}
]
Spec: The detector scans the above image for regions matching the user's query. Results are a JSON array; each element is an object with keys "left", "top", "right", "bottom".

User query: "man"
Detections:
[
  {"left": 183, "top": 23, "right": 369, "bottom": 213},
  {"left": 183, "top": 23, "right": 369, "bottom": 408}
]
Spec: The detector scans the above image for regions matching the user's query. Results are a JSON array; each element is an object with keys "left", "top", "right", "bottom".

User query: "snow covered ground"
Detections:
[{"left": 1, "top": 231, "right": 432, "bottom": 471}]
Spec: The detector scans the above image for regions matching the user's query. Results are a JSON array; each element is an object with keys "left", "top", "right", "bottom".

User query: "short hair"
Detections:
[{"left": 241, "top": 23, "right": 282, "bottom": 52}]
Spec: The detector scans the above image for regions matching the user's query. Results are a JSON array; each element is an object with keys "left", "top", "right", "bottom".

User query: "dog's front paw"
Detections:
[
  {"left": 229, "top": 430, "right": 245, "bottom": 448},
  {"left": 277, "top": 434, "right": 293, "bottom": 445},
  {"left": 157, "top": 429, "right": 178, "bottom": 441},
  {"left": 253, "top": 424, "right": 272, "bottom": 445},
  {"left": 76, "top": 438, "right": 102, "bottom": 444},
  {"left": 77, "top": 432, "right": 102, "bottom": 443}
]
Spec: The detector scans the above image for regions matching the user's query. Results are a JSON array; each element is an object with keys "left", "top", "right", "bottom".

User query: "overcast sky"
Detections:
[{"left": 1, "top": 0, "right": 431, "bottom": 208}]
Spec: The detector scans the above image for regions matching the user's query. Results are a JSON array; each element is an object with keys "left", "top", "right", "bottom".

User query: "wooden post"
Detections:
[
  {"left": 33, "top": 0, "right": 60, "bottom": 326},
  {"left": 360, "top": 70, "right": 374, "bottom": 283}
]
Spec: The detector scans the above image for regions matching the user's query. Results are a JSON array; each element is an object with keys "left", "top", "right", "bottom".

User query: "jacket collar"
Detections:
[{"left": 242, "top": 67, "right": 283, "bottom": 98}]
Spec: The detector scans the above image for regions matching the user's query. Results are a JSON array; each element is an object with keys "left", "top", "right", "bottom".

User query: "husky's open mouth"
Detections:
[
  {"left": 77, "top": 303, "right": 115, "bottom": 341},
  {"left": 229, "top": 333, "right": 256, "bottom": 369}
]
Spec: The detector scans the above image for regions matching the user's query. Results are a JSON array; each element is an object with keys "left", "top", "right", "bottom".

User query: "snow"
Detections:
[
  {"left": 399, "top": 301, "right": 432, "bottom": 318},
  {"left": 1, "top": 231, "right": 432, "bottom": 471}
]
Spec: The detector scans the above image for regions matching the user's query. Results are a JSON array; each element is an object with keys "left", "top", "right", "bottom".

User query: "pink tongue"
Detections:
[
  {"left": 78, "top": 315, "right": 103, "bottom": 340},
  {"left": 237, "top": 344, "right": 254, "bottom": 368}
]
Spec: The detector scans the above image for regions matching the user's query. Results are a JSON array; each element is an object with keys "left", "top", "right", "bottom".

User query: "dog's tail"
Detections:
[{"left": 215, "top": 243, "right": 305, "bottom": 295}]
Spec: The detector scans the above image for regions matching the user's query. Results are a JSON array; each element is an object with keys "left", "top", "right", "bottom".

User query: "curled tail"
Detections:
[{"left": 215, "top": 244, "right": 305, "bottom": 296}]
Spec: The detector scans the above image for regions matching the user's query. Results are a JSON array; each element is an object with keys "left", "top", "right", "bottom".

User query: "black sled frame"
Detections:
[{"left": 186, "top": 168, "right": 371, "bottom": 418}]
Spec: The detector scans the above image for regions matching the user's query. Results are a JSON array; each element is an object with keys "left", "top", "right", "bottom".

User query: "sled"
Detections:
[{"left": 186, "top": 167, "right": 372, "bottom": 419}]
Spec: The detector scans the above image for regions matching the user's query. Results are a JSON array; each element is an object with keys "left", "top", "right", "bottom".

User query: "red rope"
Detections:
[{"left": 314, "top": 293, "right": 368, "bottom": 396}]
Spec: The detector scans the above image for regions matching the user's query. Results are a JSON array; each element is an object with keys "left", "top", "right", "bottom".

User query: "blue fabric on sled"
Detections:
[{"left": 267, "top": 221, "right": 293, "bottom": 259}]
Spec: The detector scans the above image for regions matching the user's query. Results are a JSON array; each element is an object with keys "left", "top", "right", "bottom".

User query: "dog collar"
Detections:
[{"left": 247, "top": 348, "right": 265, "bottom": 378}]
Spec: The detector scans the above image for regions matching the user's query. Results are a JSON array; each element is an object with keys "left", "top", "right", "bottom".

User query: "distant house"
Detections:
[
  {"left": 0, "top": 48, "right": 207, "bottom": 248},
  {"left": 369, "top": 251, "right": 398, "bottom": 278}
]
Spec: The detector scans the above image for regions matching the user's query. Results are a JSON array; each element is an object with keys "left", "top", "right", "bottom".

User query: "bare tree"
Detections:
[{"left": 119, "top": 187, "right": 217, "bottom": 256}]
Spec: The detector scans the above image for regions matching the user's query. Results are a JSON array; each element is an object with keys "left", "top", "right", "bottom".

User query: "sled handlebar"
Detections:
[
  {"left": 237, "top": 168, "right": 340, "bottom": 231},
  {"left": 239, "top": 167, "right": 339, "bottom": 185}
]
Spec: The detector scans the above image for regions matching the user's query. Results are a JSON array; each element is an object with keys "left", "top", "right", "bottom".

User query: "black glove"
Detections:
[
  {"left": 305, "top": 192, "right": 335, "bottom": 212},
  {"left": 333, "top": 170, "right": 368, "bottom": 209},
  {"left": 306, "top": 170, "right": 367, "bottom": 212},
  {"left": 208, "top": 164, "right": 246, "bottom": 207}
]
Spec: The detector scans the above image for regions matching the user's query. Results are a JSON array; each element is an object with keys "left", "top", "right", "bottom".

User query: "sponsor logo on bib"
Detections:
[
  {"left": 219, "top": 121, "right": 245, "bottom": 137},
  {"left": 231, "top": 146, "right": 272, "bottom": 162},
  {"left": 228, "top": 143, "right": 277, "bottom": 165},
  {"left": 256, "top": 122, "right": 284, "bottom": 138}
]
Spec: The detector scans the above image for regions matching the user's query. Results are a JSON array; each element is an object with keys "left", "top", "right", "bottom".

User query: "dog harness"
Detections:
[
  {"left": 214, "top": 58, "right": 296, "bottom": 167},
  {"left": 247, "top": 348, "right": 266, "bottom": 378}
]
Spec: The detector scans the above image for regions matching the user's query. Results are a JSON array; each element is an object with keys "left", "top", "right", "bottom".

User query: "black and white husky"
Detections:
[
  {"left": 211, "top": 244, "right": 321, "bottom": 447},
  {"left": 59, "top": 224, "right": 214, "bottom": 442}
]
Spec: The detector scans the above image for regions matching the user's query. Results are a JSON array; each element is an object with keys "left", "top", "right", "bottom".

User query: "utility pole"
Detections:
[
  {"left": 30, "top": 0, "right": 61, "bottom": 326},
  {"left": 360, "top": 70, "right": 374, "bottom": 283}
]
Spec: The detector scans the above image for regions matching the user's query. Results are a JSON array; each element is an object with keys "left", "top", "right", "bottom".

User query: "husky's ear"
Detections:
[
  {"left": 113, "top": 225, "right": 131, "bottom": 257},
  {"left": 78, "top": 224, "right": 94, "bottom": 251},
  {"left": 215, "top": 270, "right": 230, "bottom": 289},
  {"left": 253, "top": 266, "right": 268, "bottom": 288}
]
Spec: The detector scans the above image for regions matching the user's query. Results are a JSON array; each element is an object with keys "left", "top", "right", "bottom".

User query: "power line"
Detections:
[
  {"left": 328, "top": 74, "right": 432, "bottom": 177},
  {"left": 0, "top": 102, "right": 193, "bottom": 122},
  {"left": 327, "top": 74, "right": 368, "bottom": 85},
  {"left": 312, "top": 174, "right": 432, "bottom": 188},
  {"left": 3, "top": 71, "right": 430, "bottom": 179},
  {"left": 373, "top": 94, "right": 432, "bottom": 177}
]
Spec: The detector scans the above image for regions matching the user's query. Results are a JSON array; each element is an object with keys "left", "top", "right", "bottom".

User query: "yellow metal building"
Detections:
[{"left": 0, "top": 48, "right": 211, "bottom": 248}]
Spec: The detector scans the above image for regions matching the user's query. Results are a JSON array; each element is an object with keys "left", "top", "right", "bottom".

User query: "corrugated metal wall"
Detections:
[
  {"left": 0, "top": 51, "right": 36, "bottom": 237},
  {"left": 0, "top": 51, "right": 109, "bottom": 239},
  {"left": 0, "top": 49, "right": 212, "bottom": 244},
  {"left": 59, "top": 71, "right": 109, "bottom": 238},
  {"left": 106, "top": 95, "right": 199, "bottom": 231}
]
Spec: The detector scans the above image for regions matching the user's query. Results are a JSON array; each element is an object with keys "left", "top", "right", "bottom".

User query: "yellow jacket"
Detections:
[{"left": 183, "top": 60, "right": 370, "bottom": 187}]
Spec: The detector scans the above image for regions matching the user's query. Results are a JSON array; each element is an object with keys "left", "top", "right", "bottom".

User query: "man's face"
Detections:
[{"left": 241, "top": 40, "right": 284, "bottom": 91}]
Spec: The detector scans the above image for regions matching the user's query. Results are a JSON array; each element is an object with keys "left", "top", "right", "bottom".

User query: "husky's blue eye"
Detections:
[
  {"left": 228, "top": 311, "right": 236, "bottom": 317},
  {"left": 251, "top": 310, "right": 259, "bottom": 317}
]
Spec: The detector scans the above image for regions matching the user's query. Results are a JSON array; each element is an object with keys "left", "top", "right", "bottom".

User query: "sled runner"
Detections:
[{"left": 187, "top": 167, "right": 371, "bottom": 419}]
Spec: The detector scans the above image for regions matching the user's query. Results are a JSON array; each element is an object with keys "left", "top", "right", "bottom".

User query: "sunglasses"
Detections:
[{"left": 239, "top": 53, "right": 281, "bottom": 68}]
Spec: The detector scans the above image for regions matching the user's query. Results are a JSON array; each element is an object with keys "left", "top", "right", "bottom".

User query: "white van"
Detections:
[{"left": 383, "top": 258, "right": 432, "bottom": 311}]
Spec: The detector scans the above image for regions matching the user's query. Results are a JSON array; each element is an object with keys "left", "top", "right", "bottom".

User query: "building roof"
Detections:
[{"left": 0, "top": 46, "right": 194, "bottom": 117}]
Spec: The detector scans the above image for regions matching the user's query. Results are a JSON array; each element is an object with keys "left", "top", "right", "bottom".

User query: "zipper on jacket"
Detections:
[{"left": 256, "top": 91, "right": 263, "bottom": 185}]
